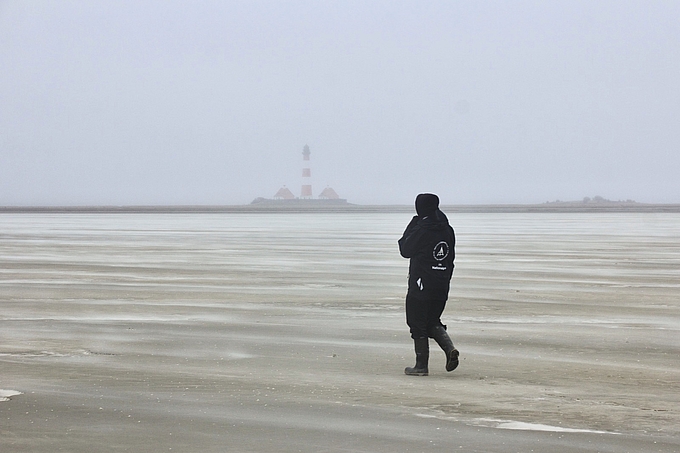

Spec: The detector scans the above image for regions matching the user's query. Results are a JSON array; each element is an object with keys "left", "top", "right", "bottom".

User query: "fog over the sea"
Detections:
[{"left": 1, "top": 1, "right": 678, "bottom": 206}]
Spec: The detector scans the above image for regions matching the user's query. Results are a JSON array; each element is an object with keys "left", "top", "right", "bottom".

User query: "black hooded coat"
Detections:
[{"left": 398, "top": 209, "right": 456, "bottom": 300}]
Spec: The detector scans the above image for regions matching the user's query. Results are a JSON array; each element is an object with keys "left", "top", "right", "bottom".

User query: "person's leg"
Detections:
[
  {"left": 405, "top": 294, "right": 429, "bottom": 339},
  {"left": 425, "top": 298, "right": 447, "bottom": 332},
  {"left": 404, "top": 337, "right": 429, "bottom": 376},
  {"left": 429, "top": 325, "right": 459, "bottom": 372},
  {"left": 405, "top": 294, "right": 429, "bottom": 375},
  {"left": 426, "top": 299, "right": 459, "bottom": 372}
]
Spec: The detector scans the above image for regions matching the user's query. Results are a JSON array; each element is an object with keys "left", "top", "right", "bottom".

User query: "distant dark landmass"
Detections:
[{"left": 2, "top": 200, "right": 680, "bottom": 213}]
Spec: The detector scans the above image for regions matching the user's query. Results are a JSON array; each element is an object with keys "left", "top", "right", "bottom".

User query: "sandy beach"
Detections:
[{"left": 1, "top": 212, "right": 679, "bottom": 452}]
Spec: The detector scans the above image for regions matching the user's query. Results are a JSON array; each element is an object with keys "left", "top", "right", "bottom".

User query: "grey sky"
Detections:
[{"left": 1, "top": 0, "right": 678, "bottom": 205}]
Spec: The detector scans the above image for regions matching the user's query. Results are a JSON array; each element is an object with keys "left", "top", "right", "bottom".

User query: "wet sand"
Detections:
[{"left": 1, "top": 212, "right": 679, "bottom": 452}]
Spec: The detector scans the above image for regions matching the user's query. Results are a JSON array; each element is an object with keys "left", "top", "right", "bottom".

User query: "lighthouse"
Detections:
[
  {"left": 300, "top": 144, "right": 312, "bottom": 199},
  {"left": 252, "top": 144, "right": 349, "bottom": 205}
]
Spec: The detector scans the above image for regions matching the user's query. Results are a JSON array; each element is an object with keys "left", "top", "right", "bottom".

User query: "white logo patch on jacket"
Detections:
[{"left": 432, "top": 241, "right": 450, "bottom": 271}]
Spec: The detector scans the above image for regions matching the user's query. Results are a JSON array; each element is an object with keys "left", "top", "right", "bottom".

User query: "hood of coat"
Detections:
[{"left": 415, "top": 193, "right": 439, "bottom": 217}]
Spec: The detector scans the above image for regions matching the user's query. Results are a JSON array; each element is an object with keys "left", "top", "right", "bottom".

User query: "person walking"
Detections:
[{"left": 398, "top": 193, "right": 459, "bottom": 376}]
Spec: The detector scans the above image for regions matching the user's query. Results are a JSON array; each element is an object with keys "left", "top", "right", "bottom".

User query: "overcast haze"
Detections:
[{"left": 1, "top": 0, "right": 678, "bottom": 206}]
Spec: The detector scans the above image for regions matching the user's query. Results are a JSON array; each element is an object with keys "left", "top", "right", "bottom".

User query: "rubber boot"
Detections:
[
  {"left": 430, "top": 325, "right": 459, "bottom": 372},
  {"left": 404, "top": 337, "right": 429, "bottom": 376}
]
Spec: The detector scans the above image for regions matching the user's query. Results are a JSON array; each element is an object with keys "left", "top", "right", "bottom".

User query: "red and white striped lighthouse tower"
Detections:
[{"left": 300, "top": 144, "right": 313, "bottom": 199}]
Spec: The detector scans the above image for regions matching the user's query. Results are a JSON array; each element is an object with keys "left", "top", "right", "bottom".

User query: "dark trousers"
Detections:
[{"left": 405, "top": 293, "right": 447, "bottom": 339}]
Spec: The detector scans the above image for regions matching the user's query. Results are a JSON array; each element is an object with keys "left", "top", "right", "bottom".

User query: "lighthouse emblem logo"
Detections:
[{"left": 433, "top": 241, "right": 449, "bottom": 261}]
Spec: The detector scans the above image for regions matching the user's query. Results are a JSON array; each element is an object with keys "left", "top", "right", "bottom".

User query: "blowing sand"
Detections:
[{"left": 1, "top": 212, "right": 679, "bottom": 452}]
